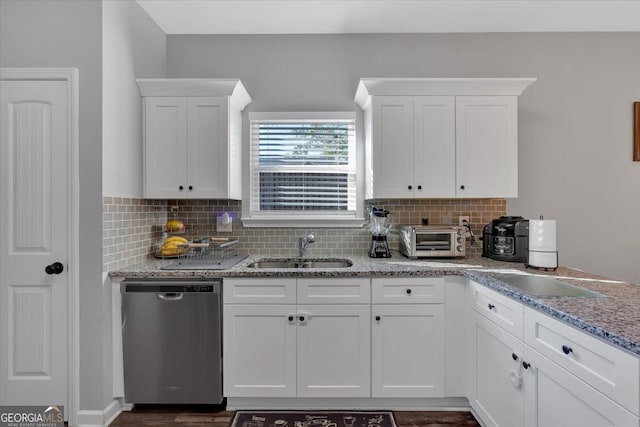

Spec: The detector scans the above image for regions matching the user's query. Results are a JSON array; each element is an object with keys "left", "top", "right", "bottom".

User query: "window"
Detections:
[{"left": 244, "top": 112, "right": 363, "bottom": 227}]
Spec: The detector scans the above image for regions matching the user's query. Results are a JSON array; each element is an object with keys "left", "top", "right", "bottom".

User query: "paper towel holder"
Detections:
[{"left": 524, "top": 214, "right": 559, "bottom": 271}]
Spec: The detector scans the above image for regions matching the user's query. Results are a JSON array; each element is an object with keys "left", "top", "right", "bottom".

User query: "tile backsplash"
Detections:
[
  {"left": 103, "top": 197, "right": 506, "bottom": 271},
  {"left": 102, "top": 197, "right": 167, "bottom": 271}
]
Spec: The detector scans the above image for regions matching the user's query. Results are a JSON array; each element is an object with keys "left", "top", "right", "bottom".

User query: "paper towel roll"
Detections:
[{"left": 529, "top": 219, "right": 557, "bottom": 252}]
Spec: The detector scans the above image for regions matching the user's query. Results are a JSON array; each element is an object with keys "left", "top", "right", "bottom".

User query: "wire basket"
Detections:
[{"left": 154, "top": 237, "right": 239, "bottom": 260}]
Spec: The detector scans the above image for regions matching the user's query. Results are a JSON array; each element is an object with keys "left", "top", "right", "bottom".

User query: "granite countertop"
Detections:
[{"left": 110, "top": 254, "right": 640, "bottom": 356}]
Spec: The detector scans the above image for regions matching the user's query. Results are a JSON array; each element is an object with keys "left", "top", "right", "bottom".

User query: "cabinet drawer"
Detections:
[
  {"left": 469, "top": 280, "right": 523, "bottom": 340},
  {"left": 372, "top": 277, "right": 444, "bottom": 304},
  {"left": 223, "top": 278, "right": 296, "bottom": 304},
  {"left": 297, "top": 278, "right": 370, "bottom": 304},
  {"left": 524, "top": 307, "right": 640, "bottom": 415}
]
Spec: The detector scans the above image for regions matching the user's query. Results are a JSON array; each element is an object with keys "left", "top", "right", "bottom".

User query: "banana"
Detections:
[
  {"left": 165, "top": 236, "right": 188, "bottom": 244},
  {"left": 160, "top": 248, "right": 180, "bottom": 256}
]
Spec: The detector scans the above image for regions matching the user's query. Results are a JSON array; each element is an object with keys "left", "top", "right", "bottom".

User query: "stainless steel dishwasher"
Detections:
[{"left": 121, "top": 278, "right": 222, "bottom": 404}]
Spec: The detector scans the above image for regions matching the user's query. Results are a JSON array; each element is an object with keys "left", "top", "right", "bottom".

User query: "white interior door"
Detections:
[{"left": 0, "top": 80, "right": 69, "bottom": 408}]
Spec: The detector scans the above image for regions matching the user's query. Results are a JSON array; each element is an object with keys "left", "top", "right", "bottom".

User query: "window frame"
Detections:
[{"left": 242, "top": 111, "right": 365, "bottom": 228}]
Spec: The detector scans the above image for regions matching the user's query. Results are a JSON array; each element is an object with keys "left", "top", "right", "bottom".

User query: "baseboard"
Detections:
[
  {"left": 76, "top": 398, "right": 123, "bottom": 427},
  {"left": 226, "top": 397, "right": 471, "bottom": 411}
]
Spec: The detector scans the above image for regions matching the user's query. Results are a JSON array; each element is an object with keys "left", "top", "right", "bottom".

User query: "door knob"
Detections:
[{"left": 45, "top": 262, "right": 64, "bottom": 275}]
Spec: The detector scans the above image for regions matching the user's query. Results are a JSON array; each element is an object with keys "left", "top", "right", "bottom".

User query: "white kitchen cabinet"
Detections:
[
  {"left": 468, "top": 309, "right": 525, "bottom": 427},
  {"left": 223, "top": 304, "right": 297, "bottom": 397},
  {"left": 297, "top": 305, "right": 371, "bottom": 397},
  {"left": 223, "top": 278, "right": 370, "bottom": 399},
  {"left": 368, "top": 96, "right": 455, "bottom": 198},
  {"left": 524, "top": 306, "right": 639, "bottom": 415},
  {"left": 371, "top": 304, "right": 445, "bottom": 397},
  {"left": 455, "top": 96, "right": 518, "bottom": 198},
  {"left": 137, "top": 79, "right": 251, "bottom": 199},
  {"left": 371, "top": 278, "right": 445, "bottom": 398},
  {"left": 468, "top": 279, "right": 640, "bottom": 427},
  {"left": 523, "top": 345, "right": 639, "bottom": 427},
  {"left": 354, "top": 78, "right": 535, "bottom": 199}
]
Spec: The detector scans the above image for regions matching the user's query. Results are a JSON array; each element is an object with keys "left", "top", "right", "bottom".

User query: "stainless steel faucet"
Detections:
[{"left": 298, "top": 233, "right": 315, "bottom": 257}]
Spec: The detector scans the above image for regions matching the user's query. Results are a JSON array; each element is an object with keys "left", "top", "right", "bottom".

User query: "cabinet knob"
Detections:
[
  {"left": 408, "top": 185, "right": 412, "bottom": 190},
  {"left": 406, "top": 289, "right": 412, "bottom": 295},
  {"left": 562, "top": 345, "right": 573, "bottom": 355},
  {"left": 512, "top": 353, "right": 519, "bottom": 361},
  {"left": 298, "top": 315, "right": 305, "bottom": 322},
  {"left": 179, "top": 185, "right": 184, "bottom": 191},
  {"left": 417, "top": 185, "right": 422, "bottom": 190},
  {"left": 375, "top": 316, "right": 381, "bottom": 321},
  {"left": 460, "top": 185, "right": 465, "bottom": 190},
  {"left": 488, "top": 303, "right": 495, "bottom": 310},
  {"left": 522, "top": 361, "right": 531, "bottom": 370},
  {"left": 188, "top": 185, "right": 193, "bottom": 191},
  {"left": 288, "top": 315, "right": 294, "bottom": 322}
]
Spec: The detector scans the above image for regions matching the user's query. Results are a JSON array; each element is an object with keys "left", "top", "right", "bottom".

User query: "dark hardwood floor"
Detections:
[{"left": 110, "top": 406, "right": 481, "bottom": 427}]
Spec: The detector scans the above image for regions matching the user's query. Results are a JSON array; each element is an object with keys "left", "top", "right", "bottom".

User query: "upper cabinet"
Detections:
[
  {"left": 137, "top": 79, "right": 251, "bottom": 199},
  {"left": 354, "top": 78, "right": 535, "bottom": 199}
]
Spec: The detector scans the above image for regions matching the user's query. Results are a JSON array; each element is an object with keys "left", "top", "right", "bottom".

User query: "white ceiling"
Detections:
[{"left": 136, "top": 0, "right": 640, "bottom": 35}]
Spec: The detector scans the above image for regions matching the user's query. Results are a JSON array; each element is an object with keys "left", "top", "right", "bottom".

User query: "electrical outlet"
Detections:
[{"left": 458, "top": 216, "right": 470, "bottom": 226}]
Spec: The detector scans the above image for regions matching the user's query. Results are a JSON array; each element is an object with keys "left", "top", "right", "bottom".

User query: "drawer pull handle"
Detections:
[
  {"left": 488, "top": 303, "right": 495, "bottom": 310},
  {"left": 512, "top": 353, "right": 519, "bottom": 361},
  {"left": 288, "top": 315, "right": 294, "bottom": 322},
  {"left": 406, "top": 289, "right": 412, "bottom": 295},
  {"left": 298, "top": 315, "right": 305, "bottom": 322},
  {"left": 522, "top": 361, "right": 531, "bottom": 370},
  {"left": 562, "top": 345, "right": 573, "bottom": 355},
  {"left": 375, "top": 316, "right": 381, "bottom": 321}
]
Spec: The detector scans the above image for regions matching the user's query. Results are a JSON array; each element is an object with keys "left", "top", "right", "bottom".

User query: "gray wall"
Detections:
[
  {"left": 102, "top": 0, "right": 166, "bottom": 198},
  {"left": 167, "top": 33, "right": 640, "bottom": 283},
  {"left": 0, "top": 0, "right": 105, "bottom": 412}
]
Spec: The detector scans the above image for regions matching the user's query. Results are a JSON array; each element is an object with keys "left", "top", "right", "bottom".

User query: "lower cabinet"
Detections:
[
  {"left": 371, "top": 304, "right": 444, "bottom": 397},
  {"left": 523, "top": 345, "right": 639, "bottom": 427},
  {"left": 468, "top": 280, "right": 640, "bottom": 427},
  {"left": 468, "top": 309, "right": 524, "bottom": 427},
  {"left": 223, "top": 304, "right": 297, "bottom": 397},
  {"left": 224, "top": 304, "right": 371, "bottom": 398},
  {"left": 297, "top": 304, "right": 371, "bottom": 397}
]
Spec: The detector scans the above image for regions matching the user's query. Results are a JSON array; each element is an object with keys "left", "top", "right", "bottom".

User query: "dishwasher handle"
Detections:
[{"left": 156, "top": 292, "right": 184, "bottom": 301}]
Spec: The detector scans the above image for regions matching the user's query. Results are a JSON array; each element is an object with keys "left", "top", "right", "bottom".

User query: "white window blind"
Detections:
[{"left": 249, "top": 114, "right": 357, "bottom": 221}]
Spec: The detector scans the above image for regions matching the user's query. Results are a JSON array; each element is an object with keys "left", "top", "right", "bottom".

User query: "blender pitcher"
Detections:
[{"left": 369, "top": 206, "right": 392, "bottom": 258}]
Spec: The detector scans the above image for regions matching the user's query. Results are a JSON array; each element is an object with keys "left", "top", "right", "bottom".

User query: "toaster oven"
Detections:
[{"left": 399, "top": 225, "right": 466, "bottom": 258}]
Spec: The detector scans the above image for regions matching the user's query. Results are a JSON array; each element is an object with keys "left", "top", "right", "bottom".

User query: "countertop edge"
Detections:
[
  {"left": 109, "top": 255, "right": 640, "bottom": 357},
  {"left": 464, "top": 270, "right": 640, "bottom": 356}
]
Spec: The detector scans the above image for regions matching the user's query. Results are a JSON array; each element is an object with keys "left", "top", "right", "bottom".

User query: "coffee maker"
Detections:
[
  {"left": 369, "top": 206, "right": 392, "bottom": 258},
  {"left": 482, "top": 216, "right": 529, "bottom": 262}
]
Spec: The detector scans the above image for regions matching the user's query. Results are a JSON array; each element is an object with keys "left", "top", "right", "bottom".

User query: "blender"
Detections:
[{"left": 369, "top": 206, "right": 392, "bottom": 258}]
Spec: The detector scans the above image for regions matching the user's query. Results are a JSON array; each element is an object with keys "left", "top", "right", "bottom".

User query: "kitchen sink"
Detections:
[
  {"left": 248, "top": 258, "right": 353, "bottom": 269},
  {"left": 493, "top": 273, "right": 605, "bottom": 298}
]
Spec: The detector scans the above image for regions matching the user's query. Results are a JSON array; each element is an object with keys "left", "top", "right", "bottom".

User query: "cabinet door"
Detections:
[
  {"left": 468, "top": 310, "right": 524, "bottom": 427},
  {"left": 370, "top": 96, "right": 414, "bottom": 198},
  {"left": 456, "top": 96, "right": 518, "bottom": 198},
  {"left": 413, "top": 96, "right": 456, "bottom": 198},
  {"left": 144, "top": 97, "right": 188, "bottom": 198},
  {"left": 187, "top": 97, "right": 229, "bottom": 198},
  {"left": 296, "top": 305, "right": 371, "bottom": 397},
  {"left": 523, "top": 346, "right": 639, "bottom": 427},
  {"left": 223, "top": 305, "right": 296, "bottom": 397},
  {"left": 371, "top": 304, "right": 445, "bottom": 397}
]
